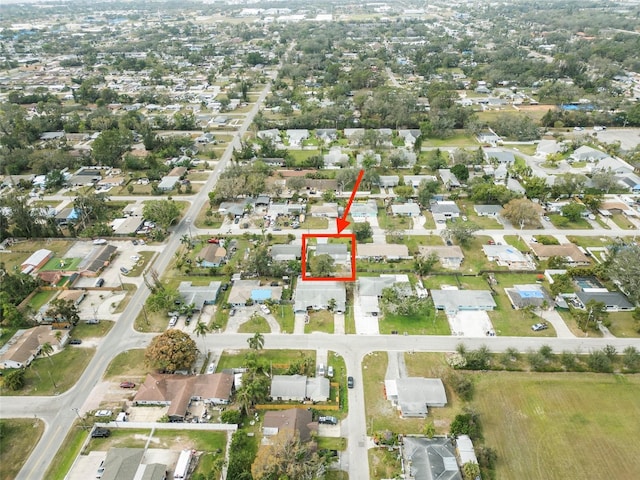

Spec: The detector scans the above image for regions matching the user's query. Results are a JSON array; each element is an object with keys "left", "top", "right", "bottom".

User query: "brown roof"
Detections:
[
  {"left": 134, "top": 373, "right": 234, "bottom": 419},
  {"left": 168, "top": 166, "right": 187, "bottom": 177},
  {"left": 263, "top": 408, "right": 316, "bottom": 443},
  {"left": 57, "top": 290, "right": 84, "bottom": 303},
  {"left": 0, "top": 326, "right": 61, "bottom": 366},
  {"left": 199, "top": 244, "right": 227, "bottom": 263},
  {"left": 530, "top": 243, "right": 590, "bottom": 263},
  {"left": 601, "top": 201, "right": 630, "bottom": 212}
]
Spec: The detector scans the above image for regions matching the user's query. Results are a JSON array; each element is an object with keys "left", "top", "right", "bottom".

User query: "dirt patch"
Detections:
[{"left": 517, "top": 104, "right": 556, "bottom": 112}]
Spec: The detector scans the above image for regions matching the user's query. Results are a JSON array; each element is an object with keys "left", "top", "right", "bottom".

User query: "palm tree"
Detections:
[
  {"left": 247, "top": 332, "right": 264, "bottom": 351},
  {"left": 40, "top": 342, "right": 54, "bottom": 364},
  {"left": 194, "top": 321, "right": 210, "bottom": 354}
]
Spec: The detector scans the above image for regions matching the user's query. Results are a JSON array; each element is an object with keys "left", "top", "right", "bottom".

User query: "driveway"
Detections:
[
  {"left": 353, "top": 285, "right": 379, "bottom": 335},
  {"left": 538, "top": 309, "right": 575, "bottom": 339}
]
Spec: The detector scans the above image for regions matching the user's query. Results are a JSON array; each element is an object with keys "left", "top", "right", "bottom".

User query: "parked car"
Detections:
[
  {"left": 96, "top": 460, "right": 105, "bottom": 478},
  {"left": 487, "top": 239, "right": 495, "bottom": 245},
  {"left": 120, "top": 266, "right": 130, "bottom": 275},
  {"left": 169, "top": 316, "right": 178, "bottom": 327},
  {"left": 68, "top": 338, "right": 82, "bottom": 345},
  {"left": 91, "top": 428, "right": 111, "bottom": 438},
  {"left": 93, "top": 239, "right": 107, "bottom": 245},
  {"left": 95, "top": 410, "right": 112, "bottom": 417},
  {"left": 119, "top": 381, "right": 135, "bottom": 389},
  {"left": 207, "top": 237, "right": 220, "bottom": 244},
  {"left": 318, "top": 416, "right": 338, "bottom": 425},
  {"left": 347, "top": 376, "right": 355, "bottom": 388},
  {"left": 532, "top": 322, "right": 548, "bottom": 331},
  {"left": 95, "top": 278, "right": 105, "bottom": 287},
  {"left": 207, "top": 363, "right": 215, "bottom": 374},
  {"left": 229, "top": 308, "right": 236, "bottom": 316},
  {"left": 327, "top": 366, "right": 334, "bottom": 378},
  {"left": 260, "top": 304, "right": 271, "bottom": 315}
]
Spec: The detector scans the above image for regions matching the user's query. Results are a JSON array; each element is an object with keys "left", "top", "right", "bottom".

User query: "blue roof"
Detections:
[{"left": 252, "top": 289, "right": 272, "bottom": 301}]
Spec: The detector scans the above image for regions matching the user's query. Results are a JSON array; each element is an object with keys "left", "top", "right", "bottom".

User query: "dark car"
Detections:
[
  {"left": 347, "top": 376, "right": 354, "bottom": 389},
  {"left": 68, "top": 339, "right": 82, "bottom": 345},
  {"left": 318, "top": 416, "right": 338, "bottom": 425},
  {"left": 91, "top": 428, "right": 111, "bottom": 438},
  {"left": 119, "top": 381, "right": 136, "bottom": 389}
]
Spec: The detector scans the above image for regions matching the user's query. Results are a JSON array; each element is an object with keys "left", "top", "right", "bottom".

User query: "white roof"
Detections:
[{"left": 21, "top": 249, "right": 52, "bottom": 269}]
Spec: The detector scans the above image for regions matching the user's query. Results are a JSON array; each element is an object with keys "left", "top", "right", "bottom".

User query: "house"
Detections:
[
  {"left": 257, "top": 129, "right": 281, "bottom": 143},
  {"left": 379, "top": 175, "right": 400, "bottom": 188},
  {"left": 55, "top": 207, "right": 79, "bottom": 225},
  {"left": 178, "top": 281, "right": 221, "bottom": 309},
  {"left": 263, "top": 409, "right": 317, "bottom": 443},
  {"left": 269, "top": 375, "right": 330, "bottom": 402},
  {"left": 484, "top": 148, "right": 515, "bottom": 164},
  {"left": 56, "top": 289, "right": 86, "bottom": 307},
  {"left": 385, "top": 377, "right": 447, "bottom": 417},
  {"left": 270, "top": 244, "right": 302, "bottom": 262},
  {"left": 198, "top": 244, "right": 227, "bottom": 268},
  {"left": 310, "top": 203, "right": 339, "bottom": 218},
  {"left": 478, "top": 130, "right": 502, "bottom": 145},
  {"left": 157, "top": 176, "right": 180, "bottom": 191},
  {"left": 356, "top": 244, "right": 410, "bottom": 260},
  {"left": 575, "top": 292, "right": 634, "bottom": 312},
  {"left": 349, "top": 200, "right": 378, "bottom": 218},
  {"left": 67, "top": 168, "right": 102, "bottom": 186},
  {"left": 494, "top": 163, "right": 508, "bottom": 181},
  {"left": 76, "top": 244, "right": 118, "bottom": 276},
  {"left": 456, "top": 435, "right": 479, "bottom": 469},
  {"left": 134, "top": 373, "right": 234, "bottom": 420},
  {"left": 438, "top": 169, "right": 461, "bottom": 189},
  {"left": 474, "top": 205, "right": 503, "bottom": 217},
  {"left": 111, "top": 217, "right": 144, "bottom": 236},
  {"left": 588, "top": 157, "right": 634, "bottom": 175},
  {"left": 482, "top": 244, "right": 533, "bottom": 270},
  {"left": 358, "top": 275, "right": 411, "bottom": 316},
  {"left": 227, "top": 280, "right": 281, "bottom": 306},
  {"left": 294, "top": 279, "right": 346, "bottom": 313},
  {"left": 123, "top": 203, "right": 144, "bottom": 217},
  {"left": 323, "top": 147, "right": 349, "bottom": 168},
  {"left": 391, "top": 203, "right": 421, "bottom": 217},
  {"left": 268, "top": 203, "right": 305, "bottom": 217},
  {"left": 0, "top": 326, "right": 67, "bottom": 369},
  {"left": 431, "top": 201, "right": 460, "bottom": 223},
  {"left": 571, "top": 145, "right": 609, "bottom": 163},
  {"left": 529, "top": 243, "right": 590, "bottom": 266},
  {"left": 392, "top": 149, "right": 417, "bottom": 168},
  {"left": 99, "top": 448, "right": 167, "bottom": 480},
  {"left": 218, "top": 201, "right": 246, "bottom": 218},
  {"left": 431, "top": 289, "right": 496, "bottom": 315},
  {"left": 398, "top": 129, "right": 421, "bottom": 148},
  {"left": 506, "top": 178, "right": 526, "bottom": 194},
  {"left": 505, "top": 284, "right": 552, "bottom": 309},
  {"left": 96, "top": 176, "right": 125, "bottom": 189},
  {"left": 20, "top": 249, "right": 53, "bottom": 274},
  {"left": 343, "top": 128, "right": 365, "bottom": 145},
  {"left": 286, "top": 129, "right": 309, "bottom": 147},
  {"left": 167, "top": 166, "right": 187, "bottom": 178},
  {"left": 356, "top": 151, "right": 381, "bottom": 167},
  {"left": 315, "top": 128, "right": 337, "bottom": 144},
  {"left": 402, "top": 437, "right": 462, "bottom": 480},
  {"left": 315, "top": 244, "right": 349, "bottom": 263},
  {"left": 403, "top": 175, "right": 438, "bottom": 188},
  {"left": 419, "top": 246, "right": 464, "bottom": 269}
]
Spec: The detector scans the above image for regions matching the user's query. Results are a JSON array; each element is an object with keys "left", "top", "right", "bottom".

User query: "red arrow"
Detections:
[{"left": 336, "top": 169, "right": 365, "bottom": 234}]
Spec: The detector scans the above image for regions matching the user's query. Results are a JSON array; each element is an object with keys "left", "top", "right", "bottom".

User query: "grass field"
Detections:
[
  {"left": 27, "top": 289, "right": 56, "bottom": 311},
  {"left": 72, "top": 320, "right": 113, "bottom": 340},
  {"left": 1, "top": 347, "right": 95, "bottom": 396},
  {"left": 473, "top": 372, "right": 640, "bottom": 480},
  {"left": 238, "top": 314, "right": 271, "bottom": 333},
  {"left": 0, "top": 418, "right": 44, "bottom": 480},
  {"left": 611, "top": 213, "right": 635, "bottom": 230},
  {"left": 549, "top": 214, "right": 592, "bottom": 230},
  {"left": 103, "top": 349, "right": 147, "bottom": 380},
  {"left": 272, "top": 304, "right": 294, "bottom": 334},
  {"left": 39, "top": 257, "right": 82, "bottom": 272},
  {"left": 305, "top": 310, "right": 334, "bottom": 334},
  {"left": 379, "top": 304, "right": 450, "bottom": 335},
  {"left": 604, "top": 312, "right": 639, "bottom": 338},
  {"left": 44, "top": 421, "right": 89, "bottom": 480},
  {"left": 216, "top": 349, "right": 316, "bottom": 373},
  {"left": 0, "top": 239, "right": 71, "bottom": 272}
]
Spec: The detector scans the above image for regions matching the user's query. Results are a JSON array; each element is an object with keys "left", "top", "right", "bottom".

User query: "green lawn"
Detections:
[
  {"left": 459, "top": 235, "right": 498, "bottom": 273},
  {"left": 216, "top": 349, "right": 316, "bottom": 373},
  {"left": 238, "top": 314, "right": 271, "bottom": 333},
  {"left": 0, "top": 239, "right": 72, "bottom": 272},
  {"left": 379, "top": 303, "right": 450, "bottom": 335},
  {"left": 611, "top": 213, "right": 635, "bottom": 230},
  {"left": 71, "top": 320, "right": 113, "bottom": 340},
  {"left": 378, "top": 208, "right": 413, "bottom": 230},
  {"left": 44, "top": 421, "right": 89, "bottom": 480},
  {"left": 134, "top": 307, "right": 168, "bottom": 333},
  {"left": 503, "top": 235, "right": 530, "bottom": 252},
  {"left": 549, "top": 214, "right": 592, "bottom": 230},
  {"left": 345, "top": 305, "right": 356, "bottom": 334},
  {"left": 272, "top": 304, "right": 294, "bottom": 334},
  {"left": 566, "top": 236, "right": 616, "bottom": 248},
  {"left": 422, "top": 131, "right": 477, "bottom": 148},
  {"left": 39, "top": 257, "right": 82, "bottom": 272},
  {"left": 606, "top": 312, "right": 640, "bottom": 338},
  {"left": 0, "top": 418, "right": 44, "bottom": 480},
  {"left": 474, "top": 372, "right": 640, "bottom": 480},
  {"left": 1, "top": 347, "right": 95, "bottom": 396},
  {"left": 127, "top": 251, "right": 155, "bottom": 277},
  {"left": 458, "top": 204, "right": 504, "bottom": 230},
  {"left": 369, "top": 448, "right": 402, "bottom": 480},
  {"left": 387, "top": 235, "right": 444, "bottom": 256},
  {"left": 27, "top": 290, "right": 56, "bottom": 311},
  {"left": 488, "top": 291, "right": 556, "bottom": 337},
  {"left": 299, "top": 216, "right": 328, "bottom": 229},
  {"left": 89, "top": 428, "right": 150, "bottom": 450},
  {"left": 305, "top": 310, "right": 335, "bottom": 334},
  {"left": 103, "top": 349, "right": 148, "bottom": 380}
]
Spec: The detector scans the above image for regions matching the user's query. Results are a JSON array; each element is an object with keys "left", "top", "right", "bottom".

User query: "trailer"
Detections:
[{"left": 173, "top": 449, "right": 193, "bottom": 479}]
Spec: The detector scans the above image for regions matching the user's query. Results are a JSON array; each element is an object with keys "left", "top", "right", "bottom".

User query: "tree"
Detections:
[
  {"left": 146, "top": 288, "right": 180, "bottom": 312},
  {"left": 194, "top": 321, "right": 210, "bottom": 354},
  {"left": 91, "top": 128, "right": 133, "bottom": 166},
  {"left": 74, "top": 192, "right": 109, "bottom": 230},
  {"left": 143, "top": 200, "right": 182, "bottom": 229},
  {"left": 46, "top": 299, "right": 80, "bottom": 325},
  {"left": 462, "top": 461, "right": 481, "bottom": 480},
  {"left": 415, "top": 253, "right": 439, "bottom": 276},
  {"left": 40, "top": 342, "right": 54, "bottom": 364},
  {"left": 590, "top": 170, "right": 618, "bottom": 194},
  {"left": 445, "top": 222, "right": 479, "bottom": 246},
  {"left": 417, "top": 179, "right": 440, "bottom": 207},
  {"left": 3, "top": 369, "right": 25, "bottom": 391},
  {"left": 623, "top": 346, "right": 640, "bottom": 371},
  {"left": 523, "top": 176, "right": 550, "bottom": 202},
  {"left": 45, "top": 170, "right": 66, "bottom": 190},
  {"left": 501, "top": 198, "right": 542, "bottom": 228},
  {"left": 308, "top": 254, "right": 335, "bottom": 277},
  {"left": 352, "top": 222, "right": 372, "bottom": 241},
  {"left": 561, "top": 202, "right": 586, "bottom": 222},
  {"left": 451, "top": 163, "right": 469, "bottom": 182},
  {"left": 607, "top": 243, "right": 640, "bottom": 304},
  {"left": 145, "top": 330, "right": 198, "bottom": 373},
  {"left": 450, "top": 409, "right": 482, "bottom": 440},
  {"left": 247, "top": 332, "right": 264, "bottom": 351},
  {"left": 552, "top": 173, "right": 587, "bottom": 198},
  {"left": 251, "top": 430, "right": 326, "bottom": 480},
  {"left": 286, "top": 176, "right": 306, "bottom": 193}
]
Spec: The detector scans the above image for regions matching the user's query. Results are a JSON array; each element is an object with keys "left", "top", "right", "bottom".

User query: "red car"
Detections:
[
  {"left": 119, "top": 381, "right": 135, "bottom": 389},
  {"left": 207, "top": 238, "right": 220, "bottom": 244},
  {"left": 487, "top": 239, "right": 495, "bottom": 245}
]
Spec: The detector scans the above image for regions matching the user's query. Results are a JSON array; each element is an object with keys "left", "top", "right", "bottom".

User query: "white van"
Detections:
[
  {"left": 169, "top": 316, "right": 178, "bottom": 327},
  {"left": 318, "top": 363, "right": 325, "bottom": 376}
]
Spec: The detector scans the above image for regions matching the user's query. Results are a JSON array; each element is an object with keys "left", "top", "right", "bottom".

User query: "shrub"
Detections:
[
  {"left": 587, "top": 350, "right": 613, "bottom": 373},
  {"left": 449, "top": 373, "right": 475, "bottom": 401},
  {"left": 450, "top": 410, "right": 482, "bottom": 440},
  {"left": 221, "top": 409, "right": 243, "bottom": 424}
]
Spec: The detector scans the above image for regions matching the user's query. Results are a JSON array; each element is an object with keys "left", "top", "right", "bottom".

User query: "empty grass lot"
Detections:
[
  {"left": 0, "top": 418, "right": 44, "bottom": 480},
  {"left": 0, "top": 239, "right": 71, "bottom": 272},
  {"left": 103, "top": 349, "right": 147, "bottom": 380},
  {"left": 305, "top": 310, "right": 335, "bottom": 334},
  {"left": 611, "top": 213, "right": 635, "bottom": 230},
  {"left": 549, "top": 214, "right": 592, "bottom": 230},
  {"left": 272, "top": 304, "right": 294, "bottom": 333},
  {"left": 387, "top": 235, "right": 444, "bottom": 256},
  {"left": 473, "top": 373, "right": 640, "bottom": 480},
  {"left": 216, "top": 349, "right": 316, "bottom": 373},
  {"left": 238, "top": 314, "right": 271, "bottom": 333},
  {"left": 602, "top": 312, "right": 640, "bottom": 338},
  {"left": 379, "top": 303, "right": 450, "bottom": 335}
]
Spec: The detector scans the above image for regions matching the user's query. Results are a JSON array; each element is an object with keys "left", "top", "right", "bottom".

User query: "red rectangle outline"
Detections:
[{"left": 301, "top": 233, "right": 356, "bottom": 282}]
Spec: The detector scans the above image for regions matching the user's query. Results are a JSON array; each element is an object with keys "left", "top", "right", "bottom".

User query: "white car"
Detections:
[
  {"left": 169, "top": 316, "right": 178, "bottom": 327},
  {"left": 207, "top": 363, "right": 215, "bottom": 374},
  {"left": 93, "top": 239, "right": 107, "bottom": 245},
  {"left": 260, "top": 305, "right": 271, "bottom": 315}
]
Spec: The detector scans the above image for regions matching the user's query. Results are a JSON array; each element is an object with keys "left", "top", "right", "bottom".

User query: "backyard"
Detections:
[{"left": 0, "top": 418, "right": 44, "bottom": 480}]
